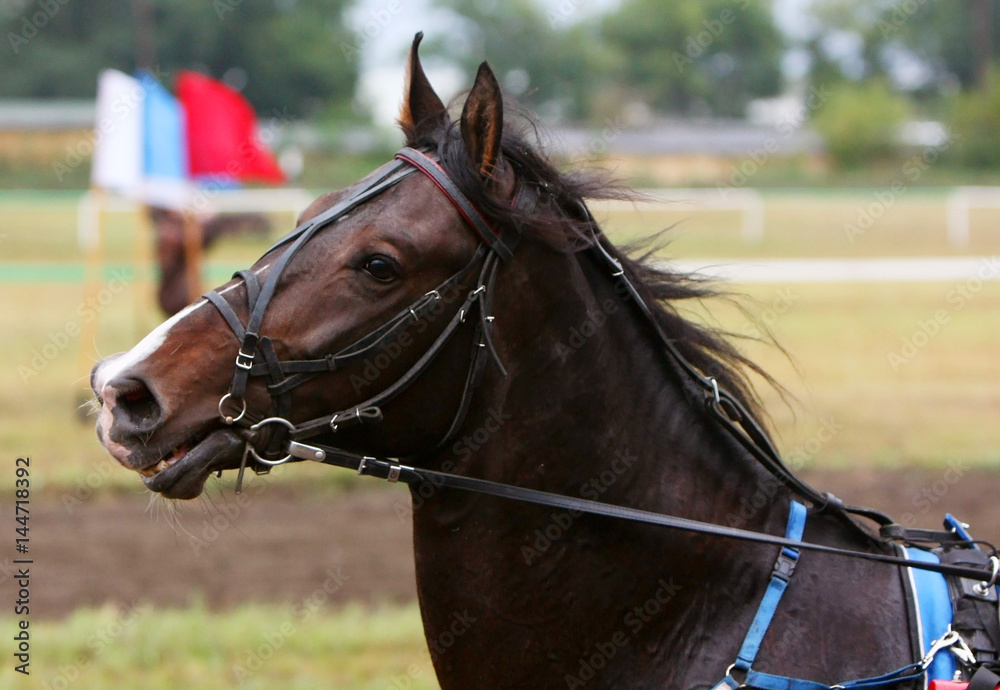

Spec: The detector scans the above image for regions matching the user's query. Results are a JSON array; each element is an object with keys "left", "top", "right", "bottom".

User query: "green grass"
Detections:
[
  {"left": 697, "top": 282, "right": 1000, "bottom": 469},
  {"left": 1, "top": 192, "right": 999, "bottom": 494},
  {"left": 0, "top": 602, "right": 437, "bottom": 690}
]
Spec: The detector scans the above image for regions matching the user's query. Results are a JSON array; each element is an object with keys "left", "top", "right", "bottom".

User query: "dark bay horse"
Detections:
[{"left": 91, "top": 36, "right": 946, "bottom": 689}]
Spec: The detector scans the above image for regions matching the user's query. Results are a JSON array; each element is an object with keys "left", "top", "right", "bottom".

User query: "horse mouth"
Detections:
[
  {"left": 138, "top": 429, "right": 245, "bottom": 499},
  {"left": 138, "top": 442, "right": 194, "bottom": 478}
]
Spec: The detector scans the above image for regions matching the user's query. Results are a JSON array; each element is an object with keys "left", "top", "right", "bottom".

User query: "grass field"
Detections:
[
  {"left": 2, "top": 189, "right": 1000, "bottom": 494},
  {"left": 0, "top": 602, "right": 435, "bottom": 690}
]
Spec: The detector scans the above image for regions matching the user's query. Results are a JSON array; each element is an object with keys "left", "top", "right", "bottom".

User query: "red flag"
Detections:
[{"left": 177, "top": 71, "right": 285, "bottom": 184}]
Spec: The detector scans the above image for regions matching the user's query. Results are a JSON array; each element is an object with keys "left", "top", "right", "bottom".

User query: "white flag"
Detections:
[{"left": 90, "top": 69, "right": 144, "bottom": 195}]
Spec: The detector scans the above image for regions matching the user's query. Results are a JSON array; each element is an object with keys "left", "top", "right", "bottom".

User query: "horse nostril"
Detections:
[{"left": 106, "top": 377, "right": 162, "bottom": 431}]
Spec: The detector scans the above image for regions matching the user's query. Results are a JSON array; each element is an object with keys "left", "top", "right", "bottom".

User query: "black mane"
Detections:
[{"left": 411, "top": 105, "right": 778, "bottom": 429}]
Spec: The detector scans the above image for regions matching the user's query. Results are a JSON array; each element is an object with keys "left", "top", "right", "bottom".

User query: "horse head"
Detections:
[{"left": 91, "top": 34, "right": 538, "bottom": 498}]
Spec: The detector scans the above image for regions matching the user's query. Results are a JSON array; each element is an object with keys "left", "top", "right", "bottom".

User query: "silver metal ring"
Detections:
[
  {"left": 247, "top": 417, "right": 295, "bottom": 466},
  {"left": 975, "top": 555, "right": 1000, "bottom": 594},
  {"left": 218, "top": 393, "right": 247, "bottom": 425},
  {"left": 707, "top": 377, "right": 721, "bottom": 405},
  {"left": 247, "top": 446, "right": 293, "bottom": 466}
]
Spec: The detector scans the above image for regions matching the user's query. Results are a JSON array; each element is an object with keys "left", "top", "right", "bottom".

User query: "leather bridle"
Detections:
[
  {"left": 201, "top": 145, "right": 1000, "bottom": 587},
  {"left": 204, "top": 147, "right": 518, "bottom": 485}
]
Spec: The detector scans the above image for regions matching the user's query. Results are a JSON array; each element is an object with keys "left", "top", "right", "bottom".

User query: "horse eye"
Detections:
[{"left": 363, "top": 256, "right": 399, "bottom": 282}]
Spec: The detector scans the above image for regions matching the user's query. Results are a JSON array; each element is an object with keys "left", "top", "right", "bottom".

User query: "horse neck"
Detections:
[
  {"left": 412, "top": 244, "right": 793, "bottom": 668},
  {"left": 411, "top": 241, "right": 913, "bottom": 689},
  {"left": 444, "top": 242, "right": 790, "bottom": 531}
]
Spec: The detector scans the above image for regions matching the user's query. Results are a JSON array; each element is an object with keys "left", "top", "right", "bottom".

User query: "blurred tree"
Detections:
[
  {"left": 0, "top": 0, "right": 357, "bottom": 118},
  {"left": 808, "top": 0, "right": 1000, "bottom": 95},
  {"left": 811, "top": 79, "right": 911, "bottom": 167},
  {"left": 599, "top": 0, "right": 784, "bottom": 117},
  {"left": 949, "top": 66, "right": 1000, "bottom": 167},
  {"left": 429, "top": 0, "right": 611, "bottom": 122}
]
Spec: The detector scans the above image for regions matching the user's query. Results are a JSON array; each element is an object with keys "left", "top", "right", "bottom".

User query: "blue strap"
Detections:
[
  {"left": 717, "top": 500, "right": 935, "bottom": 690},
  {"left": 742, "top": 663, "right": 925, "bottom": 690},
  {"left": 732, "top": 501, "right": 807, "bottom": 672},
  {"left": 905, "top": 547, "right": 956, "bottom": 681}
]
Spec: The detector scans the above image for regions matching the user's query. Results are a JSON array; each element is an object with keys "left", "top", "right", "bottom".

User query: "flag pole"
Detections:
[
  {"left": 181, "top": 209, "right": 203, "bottom": 305},
  {"left": 75, "top": 185, "right": 107, "bottom": 419},
  {"left": 135, "top": 202, "right": 156, "bottom": 339}
]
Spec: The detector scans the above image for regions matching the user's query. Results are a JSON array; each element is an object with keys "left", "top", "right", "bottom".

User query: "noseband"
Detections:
[{"left": 204, "top": 147, "right": 521, "bottom": 485}]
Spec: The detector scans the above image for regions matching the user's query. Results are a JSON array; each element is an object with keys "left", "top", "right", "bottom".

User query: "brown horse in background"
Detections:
[{"left": 150, "top": 207, "right": 270, "bottom": 315}]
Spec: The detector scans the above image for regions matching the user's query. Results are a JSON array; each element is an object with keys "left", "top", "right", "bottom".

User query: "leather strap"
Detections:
[
  {"left": 299, "top": 450, "right": 998, "bottom": 582},
  {"left": 881, "top": 525, "right": 968, "bottom": 544},
  {"left": 290, "top": 249, "right": 493, "bottom": 441},
  {"left": 395, "top": 147, "right": 518, "bottom": 261},
  {"left": 583, "top": 227, "right": 896, "bottom": 535},
  {"left": 969, "top": 665, "right": 1000, "bottom": 690}
]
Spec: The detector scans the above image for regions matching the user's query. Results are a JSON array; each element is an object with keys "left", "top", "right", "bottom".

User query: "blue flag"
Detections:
[{"left": 137, "top": 70, "right": 190, "bottom": 207}]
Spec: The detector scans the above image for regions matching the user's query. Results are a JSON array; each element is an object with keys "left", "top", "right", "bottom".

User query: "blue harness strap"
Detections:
[
  {"left": 715, "top": 501, "right": 958, "bottom": 690},
  {"left": 716, "top": 501, "right": 806, "bottom": 690},
  {"left": 905, "top": 547, "right": 957, "bottom": 682},
  {"left": 734, "top": 501, "right": 807, "bottom": 673}
]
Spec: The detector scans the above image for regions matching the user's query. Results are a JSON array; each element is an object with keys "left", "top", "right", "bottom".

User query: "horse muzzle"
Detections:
[{"left": 91, "top": 356, "right": 245, "bottom": 498}]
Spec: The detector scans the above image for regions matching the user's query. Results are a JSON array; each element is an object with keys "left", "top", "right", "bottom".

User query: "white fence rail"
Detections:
[
  {"left": 946, "top": 186, "right": 1000, "bottom": 247},
  {"left": 590, "top": 188, "right": 765, "bottom": 243},
  {"left": 77, "top": 188, "right": 316, "bottom": 249}
]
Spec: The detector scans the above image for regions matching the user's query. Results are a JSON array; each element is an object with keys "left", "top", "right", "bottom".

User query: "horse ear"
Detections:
[
  {"left": 460, "top": 61, "right": 504, "bottom": 180},
  {"left": 398, "top": 32, "right": 448, "bottom": 141}
]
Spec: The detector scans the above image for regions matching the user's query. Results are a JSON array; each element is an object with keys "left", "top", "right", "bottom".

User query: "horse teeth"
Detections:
[{"left": 140, "top": 459, "right": 170, "bottom": 477}]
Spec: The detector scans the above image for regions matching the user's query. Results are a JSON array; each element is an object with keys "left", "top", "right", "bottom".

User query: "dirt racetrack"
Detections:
[{"left": 24, "top": 467, "right": 1000, "bottom": 619}]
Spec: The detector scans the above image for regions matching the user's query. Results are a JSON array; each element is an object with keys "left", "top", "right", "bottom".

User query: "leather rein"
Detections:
[{"left": 202, "top": 146, "right": 1000, "bottom": 587}]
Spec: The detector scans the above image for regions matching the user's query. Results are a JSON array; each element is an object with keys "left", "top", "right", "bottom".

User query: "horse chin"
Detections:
[{"left": 140, "top": 428, "right": 245, "bottom": 499}]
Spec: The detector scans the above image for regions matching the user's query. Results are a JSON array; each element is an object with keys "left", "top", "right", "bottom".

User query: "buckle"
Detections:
[
  {"left": 288, "top": 441, "right": 326, "bottom": 462},
  {"left": 235, "top": 349, "right": 255, "bottom": 370},
  {"left": 772, "top": 547, "right": 799, "bottom": 582}
]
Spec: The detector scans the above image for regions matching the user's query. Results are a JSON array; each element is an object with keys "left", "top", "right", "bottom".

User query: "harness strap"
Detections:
[
  {"left": 435, "top": 250, "right": 505, "bottom": 448},
  {"left": 584, "top": 226, "right": 895, "bottom": 531},
  {"left": 731, "top": 501, "right": 807, "bottom": 675},
  {"left": 715, "top": 503, "right": 930, "bottom": 688},
  {"left": 255, "top": 287, "right": 451, "bottom": 395},
  {"left": 287, "top": 249, "right": 493, "bottom": 441},
  {"left": 204, "top": 290, "right": 248, "bottom": 341},
  {"left": 882, "top": 524, "right": 969, "bottom": 545},
  {"left": 258, "top": 337, "right": 291, "bottom": 458},
  {"left": 236, "top": 269, "right": 260, "bottom": 312},
  {"left": 229, "top": 160, "right": 419, "bottom": 400},
  {"left": 292, "top": 450, "right": 996, "bottom": 582},
  {"left": 969, "top": 666, "right": 1000, "bottom": 690},
  {"left": 395, "top": 147, "right": 518, "bottom": 261},
  {"left": 735, "top": 664, "right": 927, "bottom": 690}
]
